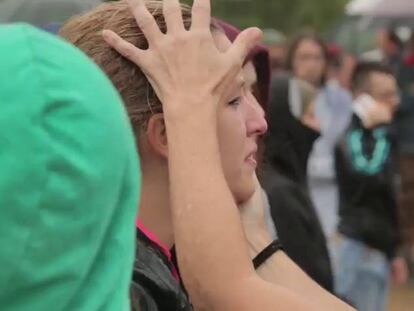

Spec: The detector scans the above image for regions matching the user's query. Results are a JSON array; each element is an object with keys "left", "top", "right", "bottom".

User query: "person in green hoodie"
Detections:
[{"left": 0, "top": 23, "right": 141, "bottom": 311}]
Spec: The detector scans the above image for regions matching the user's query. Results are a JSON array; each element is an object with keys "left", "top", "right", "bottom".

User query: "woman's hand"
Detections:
[
  {"left": 102, "top": 0, "right": 262, "bottom": 119},
  {"left": 239, "top": 176, "right": 266, "bottom": 230},
  {"left": 239, "top": 175, "right": 273, "bottom": 257}
]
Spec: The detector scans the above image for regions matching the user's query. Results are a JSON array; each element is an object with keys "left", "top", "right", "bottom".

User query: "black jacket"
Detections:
[
  {"left": 335, "top": 115, "right": 400, "bottom": 258},
  {"left": 261, "top": 76, "right": 334, "bottom": 292},
  {"left": 130, "top": 229, "right": 192, "bottom": 311}
]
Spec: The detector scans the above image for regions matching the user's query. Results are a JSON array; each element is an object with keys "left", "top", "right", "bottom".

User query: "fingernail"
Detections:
[
  {"left": 250, "top": 28, "right": 263, "bottom": 41},
  {"left": 102, "top": 30, "right": 113, "bottom": 43}
]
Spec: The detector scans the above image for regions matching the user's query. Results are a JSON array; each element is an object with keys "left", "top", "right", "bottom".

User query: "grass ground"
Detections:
[{"left": 389, "top": 282, "right": 414, "bottom": 311}]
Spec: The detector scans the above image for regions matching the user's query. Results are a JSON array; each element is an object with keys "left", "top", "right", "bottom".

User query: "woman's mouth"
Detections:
[{"left": 245, "top": 153, "right": 257, "bottom": 167}]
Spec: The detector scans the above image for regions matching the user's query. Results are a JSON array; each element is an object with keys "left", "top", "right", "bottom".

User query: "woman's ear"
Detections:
[{"left": 146, "top": 113, "right": 168, "bottom": 158}]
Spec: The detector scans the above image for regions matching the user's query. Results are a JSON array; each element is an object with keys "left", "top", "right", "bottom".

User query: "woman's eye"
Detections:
[{"left": 228, "top": 97, "right": 241, "bottom": 107}]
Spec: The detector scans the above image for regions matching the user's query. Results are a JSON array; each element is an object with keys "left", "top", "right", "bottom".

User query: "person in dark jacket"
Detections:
[
  {"left": 334, "top": 61, "right": 409, "bottom": 311},
  {"left": 61, "top": 3, "right": 192, "bottom": 310},
  {"left": 60, "top": 3, "right": 268, "bottom": 310},
  {"left": 130, "top": 221, "right": 192, "bottom": 311},
  {"left": 260, "top": 75, "right": 334, "bottom": 292},
  {"left": 61, "top": 1, "right": 356, "bottom": 310},
  {"left": 285, "top": 33, "right": 353, "bottom": 262}
]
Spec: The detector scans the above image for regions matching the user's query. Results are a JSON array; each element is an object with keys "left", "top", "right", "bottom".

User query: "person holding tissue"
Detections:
[{"left": 334, "top": 61, "right": 408, "bottom": 311}]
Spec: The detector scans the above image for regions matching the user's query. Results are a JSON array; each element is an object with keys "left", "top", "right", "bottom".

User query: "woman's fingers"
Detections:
[
  {"left": 163, "top": 0, "right": 185, "bottom": 33},
  {"left": 103, "top": 0, "right": 261, "bottom": 116},
  {"left": 229, "top": 27, "right": 263, "bottom": 65},
  {"left": 127, "top": 0, "right": 163, "bottom": 46},
  {"left": 191, "top": 0, "right": 211, "bottom": 31},
  {"left": 102, "top": 29, "right": 146, "bottom": 66}
]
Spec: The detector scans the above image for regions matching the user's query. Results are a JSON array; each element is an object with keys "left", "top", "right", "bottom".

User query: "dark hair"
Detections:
[
  {"left": 285, "top": 32, "right": 328, "bottom": 86},
  {"left": 386, "top": 28, "right": 403, "bottom": 49},
  {"left": 326, "top": 43, "right": 343, "bottom": 70},
  {"left": 351, "top": 61, "right": 394, "bottom": 93}
]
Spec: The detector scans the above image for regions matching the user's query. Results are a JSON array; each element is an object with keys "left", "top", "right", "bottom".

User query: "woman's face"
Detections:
[
  {"left": 213, "top": 32, "right": 268, "bottom": 204},
  {"left": 292, "top": 38, "right": 326, "bottom": 87},
  {"left": 143, "top": 31, "right": 267, "bottom": 205}
]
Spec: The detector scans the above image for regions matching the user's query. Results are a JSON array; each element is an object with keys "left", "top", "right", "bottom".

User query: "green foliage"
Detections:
[
  {"left": 183, "top": 0, "right": 348, "bottom": 35},
  {"left": 104, "top": 0, "right": 348, "bottom": 35}
]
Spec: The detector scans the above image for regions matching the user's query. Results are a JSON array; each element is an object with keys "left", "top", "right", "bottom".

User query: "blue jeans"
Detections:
[{"left": 333, "top": 236, "right": 390, "bottom": 311}]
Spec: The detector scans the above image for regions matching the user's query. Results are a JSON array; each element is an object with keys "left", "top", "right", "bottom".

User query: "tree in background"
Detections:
[
  {"left": 103, "top": 0, "right": 348, "bottom": 36},
  {"left": 183, "top": 0, "right": 348, "bottom": 35}
]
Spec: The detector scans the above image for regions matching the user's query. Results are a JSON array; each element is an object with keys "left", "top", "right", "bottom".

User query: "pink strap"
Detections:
[{"left": 136, "top": 219, "right": 180, "bottom": 282}]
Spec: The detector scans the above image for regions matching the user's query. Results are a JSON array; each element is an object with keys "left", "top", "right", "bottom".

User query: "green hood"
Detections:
[{"left": 0, "top": 24, "right": 140, "bottom": 310}]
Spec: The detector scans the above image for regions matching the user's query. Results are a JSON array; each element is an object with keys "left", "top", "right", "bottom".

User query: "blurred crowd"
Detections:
[{"left": 261, "top": 25, "right": 414, "bottom": 311}]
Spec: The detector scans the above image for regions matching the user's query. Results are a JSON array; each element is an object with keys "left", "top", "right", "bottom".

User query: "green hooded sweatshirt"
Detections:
[{"left": 0, "top": 24, "right": 140, "bottom": 310}]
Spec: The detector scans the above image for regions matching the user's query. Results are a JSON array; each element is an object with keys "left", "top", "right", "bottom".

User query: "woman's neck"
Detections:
[{"left": 138, "top": 178, "right": 174, "bottom": 248}]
